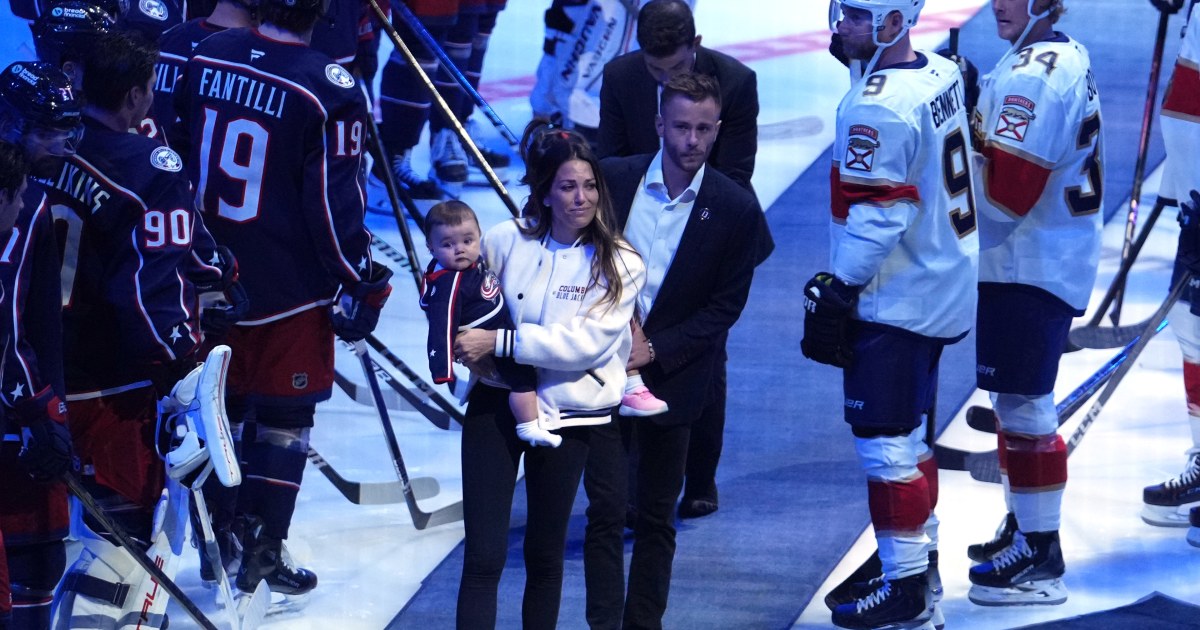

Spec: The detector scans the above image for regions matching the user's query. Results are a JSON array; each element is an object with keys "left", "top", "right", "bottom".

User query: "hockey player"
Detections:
[
  {"left": 802, "top": 1, "right": 977, "bottom": 627},
  {"left": 0, "top": 63, "right": 81, "bottom": 630},
  {"left": 965, "top": 0, "right": 1102, "bottom": 607},
  {"left": 30, "top": 0, "right": 115, "bottom": 98},
  {"left": 174, "top": 0, "right": 391, "bottom": 599},
  {"left": 149, "top": 0, "right": 259, "bottom": 144},
  {"left": 1141, "top": 0, "right": 1200, "bottom": 538}
]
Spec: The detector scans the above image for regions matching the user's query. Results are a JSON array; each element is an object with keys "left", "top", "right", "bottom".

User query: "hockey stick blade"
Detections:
[
  {"left": 63, "top": 475, "right": 221, "bottom": 630},
  {"left": 966, "top": 406, "right": 996, "bottom": 433},
  {"left": 364, "top": 334, "right": 465, "bottom": 426},
  {"left": 306, "top": 446, "right": 439, "bottom": 504},
  {"left": 334, "top": 368, "right": 421, "bottom": 414},
  {"left": 355, "top": 340, "right": 464, "bottom": 529},
  {"left": 1070, "top": 314, "right": 1165, "bottom": 349}
]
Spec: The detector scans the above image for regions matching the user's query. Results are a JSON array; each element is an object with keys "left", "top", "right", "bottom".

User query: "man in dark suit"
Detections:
[
  {"left": 582, "top": 72, "right": 772, "bottom": 630},
  {"left": 597, "top": 0, "right": 758, "bottom": 191}
]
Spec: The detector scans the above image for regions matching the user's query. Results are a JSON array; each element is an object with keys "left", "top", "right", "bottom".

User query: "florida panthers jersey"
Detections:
[
  {"left": 144, "top": 18, "right": 228, "bottom": 145},
  {"left": 830, "top": 52, "right": 979, "bottom": 340},
  {"left": 0, "top": 185, "right": 65, "bottom": 423},
  {"left": 42, "top": 118, "right": 205, "bottom": 394},
  {"left": 175, "top": 28, "right": 373, "bottom": 324},
  {"left": 1158, "top": 4, "right": 1200, "bottom": 206},
  {"left": 973, "top": 33, "right": 1103, "bottom": 313}
]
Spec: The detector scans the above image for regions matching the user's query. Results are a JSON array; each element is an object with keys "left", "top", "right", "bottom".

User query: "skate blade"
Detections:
[
  {"left": 1141, "top": 503, "right": 1197, "bottom": 528},
  {"left": 968, "top": 579, "right": 1067, "bottom": 606},
  {"left": 1188, "top": 527, "right": 1200, "bottom": 548}
]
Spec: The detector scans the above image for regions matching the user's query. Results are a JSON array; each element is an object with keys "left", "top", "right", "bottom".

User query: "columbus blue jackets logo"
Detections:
[
  {"left": 845, "top": 124, "right": 879, "bottom": 172},
  {"left": 995, "top": 95, "right": 1036, "bottom": 142},
  {"left": 138, "top": 0, "right": 168, "bottom": 20},
  {"left": 325, "top": 64, "right": 355, "bottom": 89},
  {"left": 150, "top": 146, "right": 183, "bottom": 172},
  {"left": 480, "top": 271, "right": 501, "bottom": 301}
]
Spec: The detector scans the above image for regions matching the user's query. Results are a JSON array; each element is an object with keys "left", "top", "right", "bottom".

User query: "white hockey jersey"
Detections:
[
  {"left": 1158, "top": 3, "right": 1200, "bottom": 206},
  {"left": 830, "top": 52, "right": 979, "bottom": 341},
  {"left": 973, "top": 33, "right": 1103, "bottom": 313}
]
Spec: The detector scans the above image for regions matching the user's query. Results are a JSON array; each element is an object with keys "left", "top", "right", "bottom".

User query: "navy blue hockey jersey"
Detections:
[
  {"left": 145, "top": 17, "right": 228, "bottom": 145},
  {"left": 42, "top": 117, "right": 210, "bottom": 394},
  {"left": 174, "top": 28, "right": 373, "bottom": 324},
  {"left": 420, "top": 258, "right": 508, "bottom": 384},
  {"left": 0, "top": 184, "right": 66, "bottom": 422}
]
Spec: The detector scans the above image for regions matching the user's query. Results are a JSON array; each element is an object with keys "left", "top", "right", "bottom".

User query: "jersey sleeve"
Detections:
[
  {"left": 1160, "top": 6, "right": 1200, "bottom": 200},
  {"left": 301, "top": 87, "right": 373, "bottom": 288},
  {"left": 184, "top": 209, "right": 224, "bottom": 290},
  {"left": 979, "top": 71, "right": 1071, "bottom": 217},
  {"left": 421, "top": 270, "right": 461, "bottom": 384},
  {"left": 831, "top": 101, "right": 921, "bottom": 287}
]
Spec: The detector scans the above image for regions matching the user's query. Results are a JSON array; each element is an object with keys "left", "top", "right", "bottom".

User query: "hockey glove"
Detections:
[
  {"left": 1150, "top": 0, "right": 1186, "bottom": 13},
  {"left": 200, "top": 279, "right": 250, "bottom": 337},
  {"left": 193, "top": 245, "right": 240, "bottom": 294},
  {"left": 801, "top": 272, "right": 860, "bottom": 369},
  {"left": 332, "top": 262, "right": 394, "bottom": 342},
  {"left": 17, "top": 388, "right": 76, "bottom": 480}
]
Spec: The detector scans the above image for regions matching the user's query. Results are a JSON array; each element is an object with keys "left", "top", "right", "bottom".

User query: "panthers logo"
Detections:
[
  {"left": 995, "top": 95, "right": 1037, "bottom": 143},
  {"left": 845, "top": 125, "right": 880, "bottom": 173}
]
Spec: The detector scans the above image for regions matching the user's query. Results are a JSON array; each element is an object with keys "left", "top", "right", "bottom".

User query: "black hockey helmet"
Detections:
[
  {"left": 119, "top": 0, "right": 184, "bottom": 42},
  {"left": 261, "top": 0, "right": 330, "bottom": 27},
  {"left": 32, "top": 0, "right": 116, "bottom": 67},
  {"left": 0, "top": 62, "right": 84, "bottom": 146}
]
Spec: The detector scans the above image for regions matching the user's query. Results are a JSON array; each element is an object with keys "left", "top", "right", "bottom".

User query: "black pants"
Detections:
[
  {"left": 583, "top": 418, "right": 690, "bottom": 630},
  {"left": 456, "top": 385, "right": 591, "bottom": 630},
  {"left": 683, "top": 362, "right": 726, "bottom": 503}
]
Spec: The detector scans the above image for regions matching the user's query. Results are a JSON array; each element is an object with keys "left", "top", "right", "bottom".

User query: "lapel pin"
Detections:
[{"left": 700, "top": 208, "right": 710, "bottom": 221}]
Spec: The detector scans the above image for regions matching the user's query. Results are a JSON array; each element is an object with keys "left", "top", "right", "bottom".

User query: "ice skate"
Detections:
[
  {"left": 1188, "top": 506, "right": 1200, "bottom": 548},
  {"left": 831, "top": 572, "right": 934, "bottom": 630},
  {"left": 236, "top": 528, "right": 317, "bottom": 615},
  {"left": 429, "top": 128, "right": 467, "bottom": 197},
  {"left": 825, "top": 551, "right": 943, "bottom": 629},
  {"left": 1141, "top": 450, "right": 1200, "bottom": 527},
  {"left": 968, "top": 530, "right": 1067, "bottom": 606},
  {"left": 967, "top": 511, "right": 1018, "bottom": 562},
  {"left": 391, "top": 148, "right": 443, "bottom": 200}
]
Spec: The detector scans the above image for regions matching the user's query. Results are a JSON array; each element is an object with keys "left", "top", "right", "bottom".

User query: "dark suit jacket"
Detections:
[
  {"left": 597, "top": 46, "right": 759, "bottom": 191},
  {"left": 601, "top": 154, "right": 773, "bottom": 426}
]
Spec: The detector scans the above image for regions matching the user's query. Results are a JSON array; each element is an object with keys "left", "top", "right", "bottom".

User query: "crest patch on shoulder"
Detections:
[
  {"left": 138, "top": 0, "right": 168, "bottom": 21},
  {"left": 845, "top": 124, "right": 879, "bottom": 172},
  {"left": 325, "top": 64, "right": 355, "bottom": 89},
  {"left": 995, "top": 95, "right": 1036, "bottom": 142},
  {"left": 150, "top": 146, "right": 183, "bottom": 172}
]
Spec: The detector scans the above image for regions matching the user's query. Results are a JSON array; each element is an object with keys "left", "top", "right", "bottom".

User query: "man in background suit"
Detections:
[
  {"left": 582, "top": 72, "right": 772, "bottom": 629},
  {"left": 597, "top": 0, "right": 758, "bottom": 191}
]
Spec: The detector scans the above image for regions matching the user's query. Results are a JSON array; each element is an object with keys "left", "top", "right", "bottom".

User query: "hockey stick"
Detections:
[
  {"left": 354, "top": 340, "right": 464, "bottom": 529},
  {"left": 63, "top": 474, "right": 221, "bottom": 630},
  {"left": 387, "top": 0, "right": 518, "bottom": 146},
  {"left": 337, "top": 339, "right": 460, "bottom": 429},
  {"left": 367, "top": 0, "right": 521, "bottom": 219},
  {"left": 961, "top": 274, "right": 1188, "bottom": 483},
  {"left": 1110, "top": 10, "right": 1172, "bottom": 325},
  {"left": 963, "top": 318, "right": 1168, "bottom": 433},
  {"left": 306, "top": 445, "right": 439, "bottom": 504},
  {"left": 364, "top": 333, "right": 466, "bottom": 426},
  {"left": 363, "top": 114, "right": 425, "bottom": 293},
  {"left": 1070, "top": 197, "right": 1170, "bottom": 348},
  {"left": 190, "top": 490, "right": 269, "bottom": 630},
  {"left": 334, "top": 366, "right": 417, "bottom": 413}
]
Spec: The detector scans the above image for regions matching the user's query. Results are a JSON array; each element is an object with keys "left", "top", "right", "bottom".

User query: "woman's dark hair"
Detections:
[{"left": 518, "top": 120, "right": 633, "bottom": 312}]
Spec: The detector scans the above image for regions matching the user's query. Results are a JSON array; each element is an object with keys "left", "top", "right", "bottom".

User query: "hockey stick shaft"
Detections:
[
  {"left": 354, "top": 341, "right": 464, "bottom": 529},
  {"left": 363, "top": 116, "right": 424, "bottom": 293},
  {"left": 1083, "top": 197, "right": 1169, "bottom": 329},
  {"left": 365, "top": 333, "right": 465, "bottom": 424},
  {"left": 388, "top": 0, "right": 518, "bottom": 146},
  {"left": 1110, "top": 10, "right": 1172, "bottom": 324},
  {"left": 367, "top": 0, "right": 521, "bottom": 219},
  {"left": 63, "top": 475, "right": 220, "bottom": 630},
  {"left": 306, "top": 445, "right": 439, "bottom": 504}
]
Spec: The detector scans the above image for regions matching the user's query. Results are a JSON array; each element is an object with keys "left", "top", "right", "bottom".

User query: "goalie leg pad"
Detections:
[{"left": 241, "top": 423, "right": 309, "bottom": 541}]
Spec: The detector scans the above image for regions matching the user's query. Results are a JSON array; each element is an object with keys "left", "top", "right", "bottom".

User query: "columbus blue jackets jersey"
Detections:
[
  {"left": 0, "top": 184, "right": 65, "bottom": 422},
  {"left": 973, "top": 33, "right": 1103, "bottom": 313},
  {"left": 420, "top": 258, "right": 508, "bottom": 384},
  {"left": 1158, "top": 4, "right": 1200, "bottom": 206},
  {"left": 144, "top": 17, "right": 228, "bottom": 145},
  {"left": 310, "top": 0, "right": 375, "bottom": 67},
  {"left": 830, "top": 52, "right": 979, "bottom": 340},
  {"left": 42, "top": 117, "right": 206, "bottom": 394},
  {"left": 175, "top": 28, "right": 373, "bottom": 324}
]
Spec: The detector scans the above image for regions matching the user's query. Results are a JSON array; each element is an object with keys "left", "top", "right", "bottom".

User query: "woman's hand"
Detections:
[{"left": 455, "top": 329, "right": 499, "bottom": 366}]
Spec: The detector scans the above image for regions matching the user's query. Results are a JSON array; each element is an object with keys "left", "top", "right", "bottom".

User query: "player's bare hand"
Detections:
[{"left": 455, "top": 328, "right": 498, "bottom": 365}]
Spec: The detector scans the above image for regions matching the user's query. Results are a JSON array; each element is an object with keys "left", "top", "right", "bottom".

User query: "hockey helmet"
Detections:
[
  {"left": 0, "top": 62, "right": 84, "bottom": 149},
  {"left": 829, "top": 0, "right": 925, "bottom": 37},
  {"left": 263, "top": 0, "right": 329, "bottom": 17},
  {"left": 119, "top": 0, "right": 183, "bottom": 42},
  {"left": 32, "top": 0, "right": 115, "bottom": 67}
]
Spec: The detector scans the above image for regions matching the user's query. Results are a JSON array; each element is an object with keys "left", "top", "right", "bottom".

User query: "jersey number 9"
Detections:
[{"left": 943, "top": 128, "right": 977, "bottom": 238}]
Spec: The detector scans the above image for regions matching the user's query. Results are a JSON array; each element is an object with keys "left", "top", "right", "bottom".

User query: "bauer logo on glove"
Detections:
[{"left": 800, "top": 272, "right": 860, "bottom": 369}]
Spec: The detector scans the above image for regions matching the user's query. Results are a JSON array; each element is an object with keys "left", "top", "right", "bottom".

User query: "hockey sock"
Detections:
[
  {"left": 869, "top": 478, "right": 932, "bottom": 579},
  {"left": 466, "top": 11, "right": 499, "bottom": 100},
  {"left": 997, "top": 430, "right": 1014, "bottom": 512},
  {"left": 10, "top": 541, "right": 65, "bottom": 630},
  {"left": 430, "top": 13, "right": 477, "bottom": 131},
  {"left": 241, "top": 428, "right": 308, "bottom": 541},
  {"left": 1183, "top": 361, "right": 1200, "bottom": 446},
  {"left": 1004, "top": 432, "right": 1067, "bottom": 532}
]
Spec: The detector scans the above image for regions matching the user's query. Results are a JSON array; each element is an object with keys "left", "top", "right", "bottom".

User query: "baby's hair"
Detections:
[{"left": 424, "top": 199, "right": 481, "bottom": 238}]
